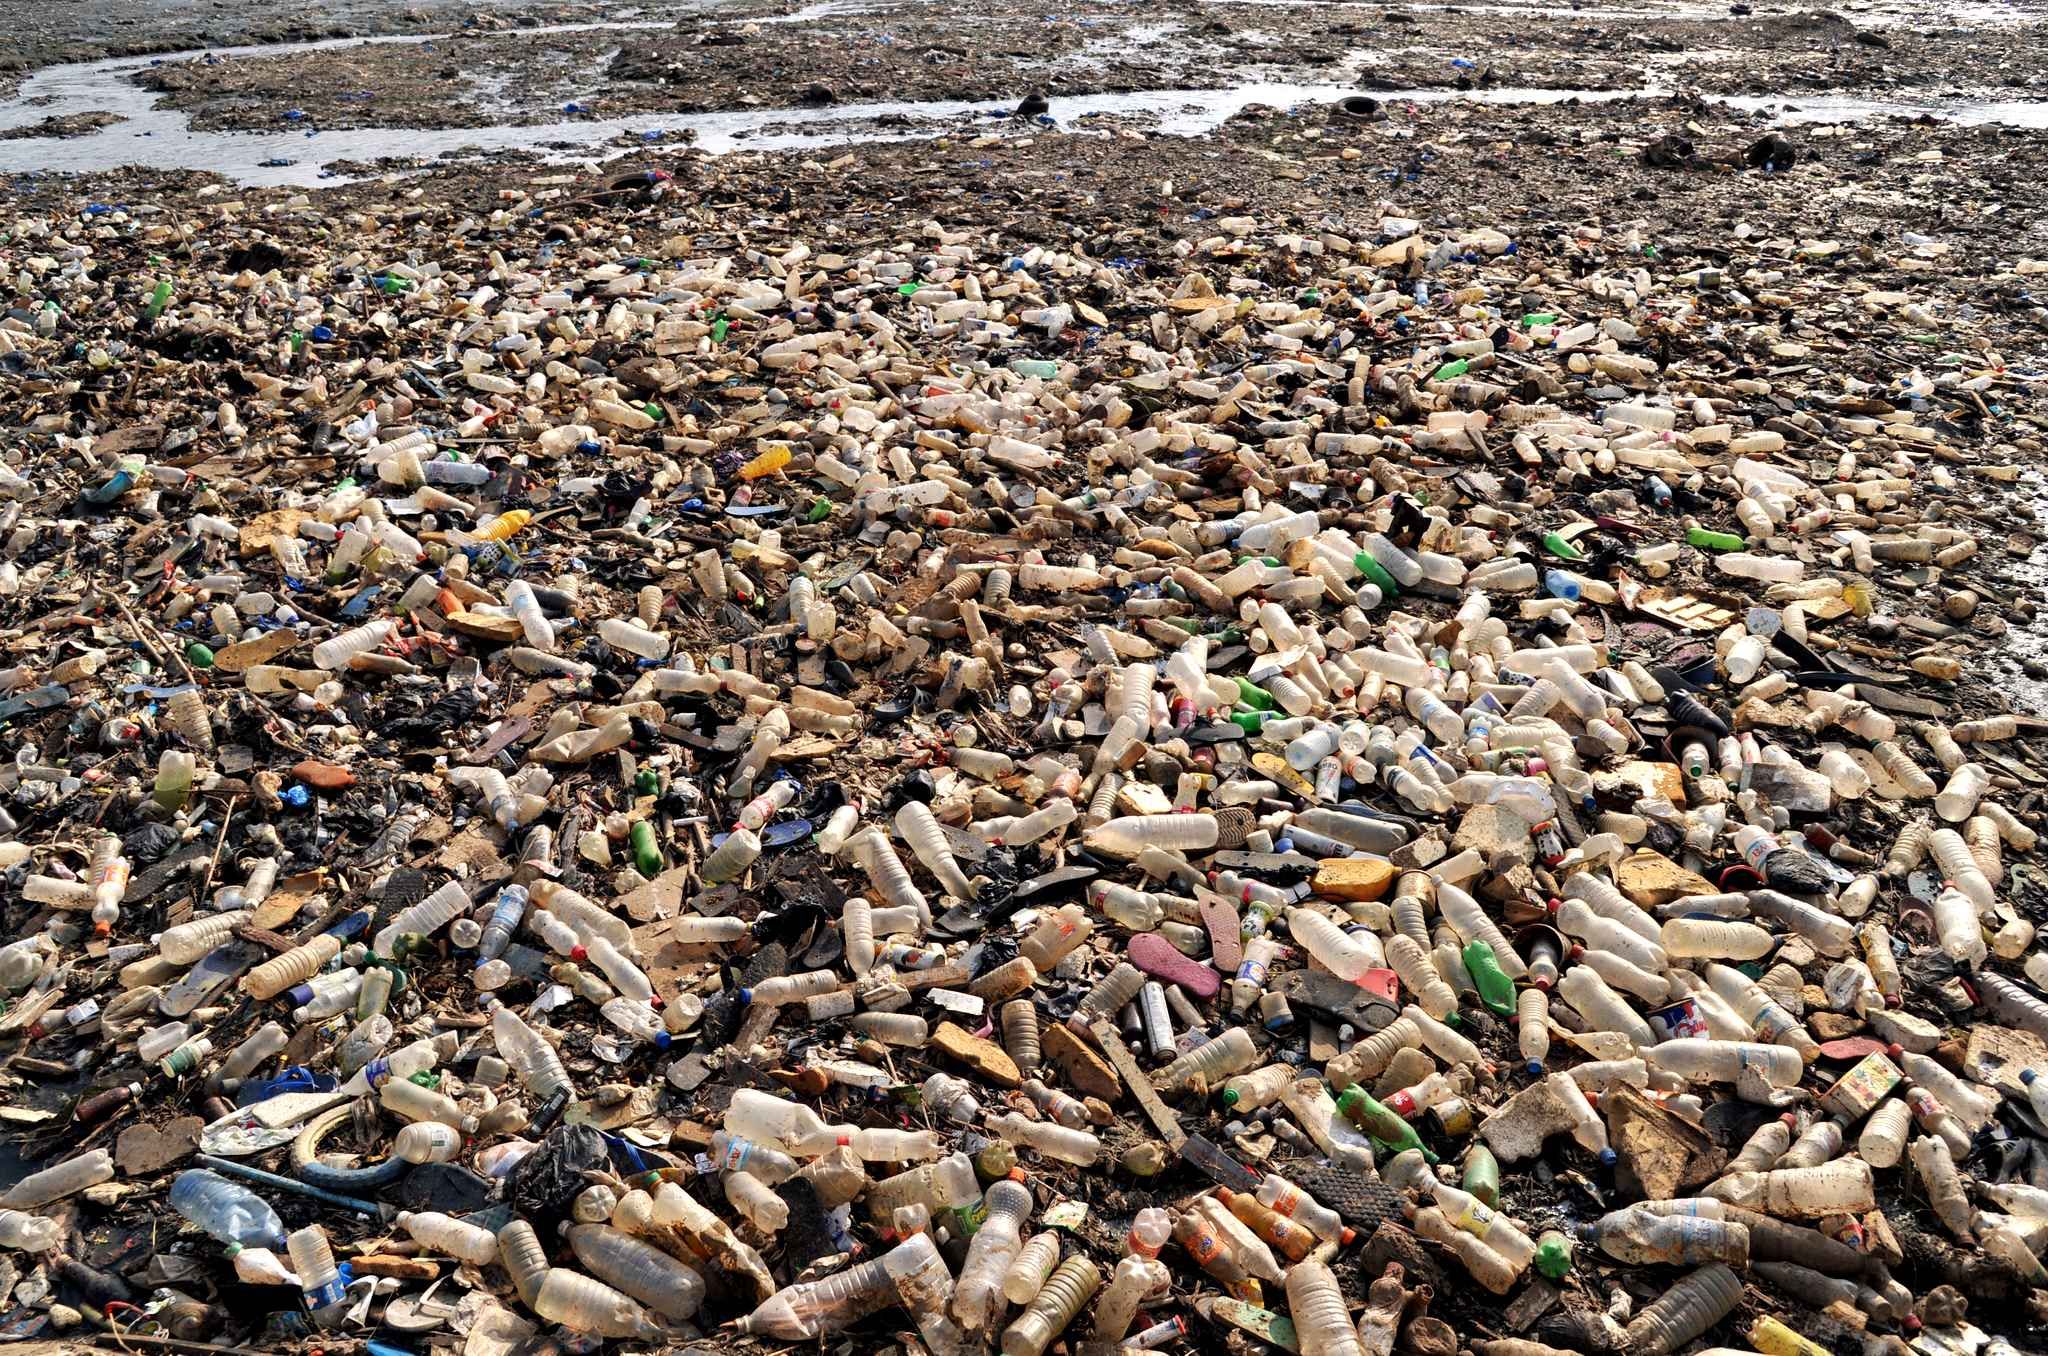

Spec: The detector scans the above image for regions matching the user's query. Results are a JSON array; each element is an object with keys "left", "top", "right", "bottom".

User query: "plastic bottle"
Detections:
[
  {"left": 0, "top": 1210, "right": 63, "bottom": 1252},
  {"left": 310, "top": 618, "right": 397, "bottom": 670},
  {"left": 1623, "top": 1264, "right": 1743, "bottom": 1356},
  {"left": 987, "top": 1113, "right": 1101, "bottom": 1166},
  {"left": 1583, "top": 1208, "right": 1750, "bottom": 1266},
  {"left": 896, "top": 800, "right": 976, "bottom": 899},
  {"left": 684, "top": 825, "right": 760, "bottom": 887},
  {"left": 492, "top": 1006, "right": 573, "bottom": 1100},
  {"left": 1002, "top": 1255, "right": 1101, "bottom": 1356},
  {"left": 1152, "top": 1027, "right": 1257, "bottom": 1093},
  {"left": 1411, "top": 1205, "right": 1517, "bottom": 1294},
  {"left": 372, "top": 880, "right": 471, "bottom": 958},
  {"left": 286, "top": 1224, "right": 344, "bottom": 1307},
  {"left": 169, "top": 1169, "right": 286, "bottom": 1249},
  {"left": 953, "top": 1179, "right": 1032, "bottom": 1326},
  {"left": 241, "top": 932, "right": 344, "bottom": 1000},
  {"left": 534, "top": 1267, "right": 672, "bottom": 1340},
  {"left": 736, "top": 1255, "right": 896, "bottom": 1337},
  {"left": 395, "top": 1211, "right": 499, "bottom": 1265},
  {"left": 1704, "top": 1160, "right": 1875, "bottom": 1218},
  {"left": 1, "top": 1149, "right": 115, "bottom": 1208},
  {"left": 498, "top": 1220, "right": 551, "bottom": 1308},
  {"left": 1287, "top": 907, "right": 1374, "bottom": 982},
  {"left": 1648, "top": 1039, "right": 1803, "bottom": 1088},
  {"left": 566, "top": 1224, "right": 707, "bottom": 1323},
  {"left": 1856, "top": 1098, "right": 1911, "bottom": 1169},
  {"left": 1001, "top": 1000, "right": 1042, "bottom": 1075},
  {"left": 1278, "top": 1259, "right": 1364, "bottom": 1356}
]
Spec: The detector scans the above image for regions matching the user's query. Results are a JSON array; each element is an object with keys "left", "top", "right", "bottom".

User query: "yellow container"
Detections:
[
  {"left": 1750, "top": 1316, "right": 1830, "bottom": 1356},
  {"left": 740, "top": 444, "right": 792, "bottom": 480}
]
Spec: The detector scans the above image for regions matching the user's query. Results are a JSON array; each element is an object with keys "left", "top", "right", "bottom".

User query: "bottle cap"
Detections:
[
  {"left": 1887, "top": 1043, "right": 1904, "bottom": 1059},
  {"left": 1525, "top": 1059, "right": 1545, "bottom": 1077},
  {"left": 1221, "top": 1089, "right": 1241, "bottom": 1107},
  {"left": 570, "top": 944, "right": 586, "bottom": 961},
  {"left": 2024, "top": 1070, "right": 2039, "bottom": 1087},
  {"left": 1597, "top": 1148, "right": 1618, "bottom": 1166}
]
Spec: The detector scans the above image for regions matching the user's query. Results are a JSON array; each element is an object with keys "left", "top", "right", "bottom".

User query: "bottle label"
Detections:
[
  {"left": 1454, "top": 1199, "right": 1498, "bottom": 1236},
  {"left": 720, "top": 1139, "right": 752, "bottom": 1172}
]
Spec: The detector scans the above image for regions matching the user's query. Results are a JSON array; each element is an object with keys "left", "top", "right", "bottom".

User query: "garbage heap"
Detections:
[{"left": 0, "top": 151, "right": 2045, "bottom": 1356}]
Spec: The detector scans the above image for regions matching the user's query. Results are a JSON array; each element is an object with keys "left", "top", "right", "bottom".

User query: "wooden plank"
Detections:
[{"left": 1090, "top": 1018, "right": 1183, "bottom": 1148}]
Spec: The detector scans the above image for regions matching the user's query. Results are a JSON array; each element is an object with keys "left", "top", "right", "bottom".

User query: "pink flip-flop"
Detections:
[{"left": 1129, "top": 930, "right": 1221, "bottom": 1000}]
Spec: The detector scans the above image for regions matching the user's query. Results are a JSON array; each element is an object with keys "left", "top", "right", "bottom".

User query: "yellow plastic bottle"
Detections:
[
  {"left": 478, "top": 509, "right": 533, "bottom": 542},
  {"left": 740, "top": 445, "right": 792, "bottom": 480},
  {"left": 1749, "top": 1316, "right": 1831, "bottom": 1356}
]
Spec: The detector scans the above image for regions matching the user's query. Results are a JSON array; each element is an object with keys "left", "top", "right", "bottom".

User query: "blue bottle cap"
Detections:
[{"left": 1598, "top": 1148, "right": 1618, "bottom": 1166}]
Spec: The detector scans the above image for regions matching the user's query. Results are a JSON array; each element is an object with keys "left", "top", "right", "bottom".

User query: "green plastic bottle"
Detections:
[
  {"left": 1540, "top": 531, "right": 1585, "bottom": 562},
  {"left": 1535, "top": 1228, "right": 1574, "bottom": 1281},
  {"left": 184, "top": 642, "right": 215, "bottom": 669},
  {"left": 1352, "top": 553, "right": 1400, "bottom": 596},
  {"left": 1233, "top": 678, "right": 1276, "bottom": 712},
  {"left": 145, "top": 280, "right": 172, "bottom": 321},
  {"left": 1335, "top": 1085, "right": 1436, "bottom": 1163},
  {"left": 629, "top": 820, "right": 663, "bottom": 877},
  {"left": 1432, "top": 357, "right": 1470, "bottom": 382},
  {"left": 1461, "top": 1145, "right": 1501, "bottom": 1208},
  {"left": 1228, "top": 710, "right": 1269, "bottom": 735},
  {"left": 1462, "top": 941, "right": 1516, "bottom": 1017},
  {"left": 1684, "top": 525, "right": 1744, "bottom": 552}
]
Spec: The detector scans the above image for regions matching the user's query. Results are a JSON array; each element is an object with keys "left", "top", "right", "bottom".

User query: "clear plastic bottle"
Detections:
[
  {"left": 896, "top": 800, "right": 975, "bottom": 899},
  {"left": 535, "top": 1267, "right": 672, "bottom": 1339},
  {"left": 373, "top": 879, "right": 470, "bottom": 958},
  {"left": 1001, "top": 999, "right": 1042, "bottom": 1074},
  {"left": 1582, "top": 1208, "right": 1749, "bottom": 1266},
  {"left": 1152, "top": 1027, "right": 1258, "bottom": 1094},
  {"left": 953, "top": 1178, "right": 1032, "bottom": 1326},
  {"left": 986, "top": 1113, "right": 1102, "bottom": 1166},
  {"left": 1001, "top": 1255, "right": 1101, "bottom": 1356},
  {"left": 1018, "top": 902, "right": 1095, "bottom": 971},
  {"left": 566, "top": 1223, "right": 707, "bottom": 1322},
  {"left": 1897, "top": 1050, "right": 1997, "bottom": 1129},
  {"left": 1908, "top": 1135, "right": 1975, "bottom": 1239},
  {"left": 1006, "top": 1231, "right": 1062, "bottom": 1305},
  {"left": 1386, "top": 933, "right": 1458, "bottom": 1019},
  {"left": 735, "top": 1256, "right": 897, "bottom": 1337},
  {"left": 0, "top": 1209, "right": 63, "bottom": 1252},
  {"left": 724, "top": 1170, "right": 789, "bottom": 1234},
  {"left": 1429, "top": 1182, "right": 1537, "bottom": 1270},
  {"left": 311, "top": 618, "right": 397, "bottom": 671},
  {"left": 1082, "top": 813, "right": 1220, "bottom": 856},
  {"left": 1411, "top": 1205, "right": 1517, "bottom": 1294},
  {"left": 1, "top": 1149, "right": 115, "bottom": 1208},
  {"left": 920, "top": 1072, "right": 981, "bottom": 1125},
  {"left": 492, "top": 1006, "right": 573, "bottom": 1100},
  {"left": 1856, "top": 1098, "right": 1911, "bottom": 1169},
  {"left": 597, "top": 617, "right": 670, "bottom": 660},
  {"left": 1647, "top": 1039, "right": 1803, "bottom": 1088},
  {"left": 1623, "top": 1264, "right": 1743, "bottom": 1356},
  {"left": 241, "top": 932, "right": 344, "bottom": 1000},
  {"left": 1928, "top": 826, "right": 1994, "bottom": 909},
  {"left": 1558, "top": 966, "right": 1655, "bottom": 1049},
  {"left": 1703, "top": 1160, "right": 1875, "bottom": 1218},
  {"left": 1660, "top": 917, "right": 1774, "bottom": 961},
  {"left": 287, "top": 1224, "right": 344, "bottom": 1307},
  {"left": 498, "top": 1219, "right": 551, "bottom": 1307},
  {"left": 700, "top": 827, "right": 764, "bottom": 886},
  {"left": 169, "top": 1169, "right": 286, "bottom": 1249},
  {"left": 1282, "top": 1259, "right": 1366, "bottom": 1356},
  {"left": 396, "top": 1210, "right": 499, "bottom": 1264},
  {"left": 1287, "top": 907, "right": 1374, "bottom": 982},
  {"left": 742, "top": 969, "right": 841, "bottom": 1007}
]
